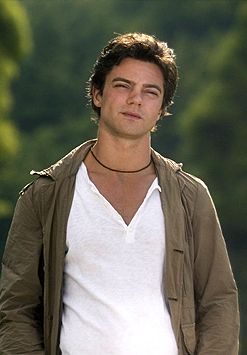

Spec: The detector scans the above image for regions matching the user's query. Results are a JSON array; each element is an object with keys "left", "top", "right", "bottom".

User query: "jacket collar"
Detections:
[
  {"left": 153, "top": 150, "right": 185, "bottom": 252},
  {"left": 30, "top": 138, "right": 185, "bottom": 256},
  {"left": 31, "top": 139, "right": 183, "bottom": 182}
]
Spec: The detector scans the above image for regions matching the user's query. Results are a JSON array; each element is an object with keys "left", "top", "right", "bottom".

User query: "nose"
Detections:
[{"left": 126, "top": 87, "right": 142, "bottom": 105}]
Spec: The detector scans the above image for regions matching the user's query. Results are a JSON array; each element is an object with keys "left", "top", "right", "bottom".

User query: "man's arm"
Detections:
[
  {"left": 0, "top": 184, "right": 44, "bottom": 354},
  {"left": 192, "top": 182, "right": 240, "bottom": 354}
]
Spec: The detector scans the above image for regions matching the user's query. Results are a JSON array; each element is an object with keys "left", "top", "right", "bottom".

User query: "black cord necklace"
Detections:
[{"left": 90, "top": 148, "right": 152, "bottom": 173}]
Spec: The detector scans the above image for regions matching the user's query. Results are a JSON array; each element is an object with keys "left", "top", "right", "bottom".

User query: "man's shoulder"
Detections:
[
  {"left": 33, "top": 139, "right": 95, "bottom": 179},
  {"left": 20, "top": 139, "right": 96, "bottom": 196},
  {"left": 152, "top": 149, "right": 208, "bottom": 195}
]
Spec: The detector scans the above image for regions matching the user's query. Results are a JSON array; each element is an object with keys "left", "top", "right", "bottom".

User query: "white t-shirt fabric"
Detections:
[{"left": 60, "top": 163, "right": 178, "bottom": 355}]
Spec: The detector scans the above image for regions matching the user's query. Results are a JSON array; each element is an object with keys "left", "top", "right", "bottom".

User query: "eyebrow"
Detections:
[{"left": 112, "top": 77, "right": 162, "bottom": 94}]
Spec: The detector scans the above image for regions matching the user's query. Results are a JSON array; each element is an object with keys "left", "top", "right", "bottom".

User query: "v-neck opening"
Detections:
[{"left": 80, "top": 162, "right": 160, "bottom": 228}]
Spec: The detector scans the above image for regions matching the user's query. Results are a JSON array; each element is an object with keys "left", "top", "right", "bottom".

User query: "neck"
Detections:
[
  {"left": 90, "top": 147, "right": 152, "bottom": 173},
  {"left": 93, "top": 132, "right": 152, "bottom": 172}
]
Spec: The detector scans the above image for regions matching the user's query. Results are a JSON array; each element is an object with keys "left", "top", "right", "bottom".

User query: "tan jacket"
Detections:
[{"left": 0, "top": 140, "right": 239, "bottom": 354}]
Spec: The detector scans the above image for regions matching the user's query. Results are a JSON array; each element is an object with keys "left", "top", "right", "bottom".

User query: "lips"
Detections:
[{"left": 121, "top": 111, "right": 142, "bottom": 119}]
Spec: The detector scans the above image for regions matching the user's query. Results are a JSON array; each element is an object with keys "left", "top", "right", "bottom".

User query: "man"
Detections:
[{"left": 0, "top": 33, "right": 239, "bottom": 354}]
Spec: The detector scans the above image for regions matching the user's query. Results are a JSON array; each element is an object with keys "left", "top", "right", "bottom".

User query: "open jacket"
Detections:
[{"left": 0, "top": 140, "right": 239, "bottom": 354}]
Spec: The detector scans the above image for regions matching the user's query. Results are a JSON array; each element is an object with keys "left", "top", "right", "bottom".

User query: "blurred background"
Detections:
[{"left": 0, "top": 0, "right": 246, "bottom": 352}]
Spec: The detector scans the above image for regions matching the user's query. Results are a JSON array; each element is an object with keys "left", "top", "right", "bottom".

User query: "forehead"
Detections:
[{"left": 106, "top": 58, "right": 164, "bottom": 86}]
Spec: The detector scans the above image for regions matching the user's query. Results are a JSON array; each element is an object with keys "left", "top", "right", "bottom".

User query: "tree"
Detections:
[{"left": 0, "top": 0, "right": 31, "bottom": 218}]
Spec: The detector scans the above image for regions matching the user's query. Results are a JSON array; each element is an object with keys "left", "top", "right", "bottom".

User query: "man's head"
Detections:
[{"left": 87, "top": 32, "right": 178, "bottom": 121}]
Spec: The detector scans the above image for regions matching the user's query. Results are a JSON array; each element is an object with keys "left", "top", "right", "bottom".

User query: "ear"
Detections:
[{"left": 92, "top": 86, "right": 102, "bottom": 108}]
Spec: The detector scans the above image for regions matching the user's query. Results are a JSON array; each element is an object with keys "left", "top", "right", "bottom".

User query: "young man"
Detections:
[{"left": 0, "top": 33, "right": 239, "bottom": 354}]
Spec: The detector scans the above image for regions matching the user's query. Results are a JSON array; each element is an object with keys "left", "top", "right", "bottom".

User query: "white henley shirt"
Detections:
[{"left": 60, "top": 162, "right": 178, "bottom": 355}]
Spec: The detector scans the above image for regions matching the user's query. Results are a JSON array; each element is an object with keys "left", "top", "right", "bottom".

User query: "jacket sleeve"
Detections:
[
  {"left": 192, "top": 181, "right": 240, "bottom": 354},
  {"left": 0, "top": 183, "right": 45, "bottom": 354}
]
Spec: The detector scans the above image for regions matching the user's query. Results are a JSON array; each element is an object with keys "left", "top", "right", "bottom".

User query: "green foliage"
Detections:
[
  {"left": 0, "top": 0, "right": 31, "bottom": 118},
  {"left": 0, "top": 119, "right": 20, "bottom": 161},
  {"left": 0, "top": 0, "right": 32, "bottom": 218},
  {"left": 179, "top": 2, "right": 247, "bottom": 244},
  {"left": 0, "top": 0, "right": 31, "bottom": 60}
]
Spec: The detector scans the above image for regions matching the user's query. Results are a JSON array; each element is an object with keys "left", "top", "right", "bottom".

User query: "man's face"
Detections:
[{"left": 92, "top": 58, "right": 164, "bottom": 140}]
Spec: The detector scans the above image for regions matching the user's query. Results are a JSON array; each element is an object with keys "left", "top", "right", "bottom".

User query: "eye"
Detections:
[
  {"left": 145, "top": 89, "right": 159, "bottom": 97},
  {"left": 113, "top": 82, "right": 130, "bottom": 89}
]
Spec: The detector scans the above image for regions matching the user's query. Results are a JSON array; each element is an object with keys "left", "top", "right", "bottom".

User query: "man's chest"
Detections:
[{"left": 89, "top": 174, "right": 156, "bottom": 225}]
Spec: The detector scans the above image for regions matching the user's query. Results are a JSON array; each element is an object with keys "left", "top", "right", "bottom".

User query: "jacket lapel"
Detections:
[{"left": 152, "top": 150, "right": 185, "bottom": 341}]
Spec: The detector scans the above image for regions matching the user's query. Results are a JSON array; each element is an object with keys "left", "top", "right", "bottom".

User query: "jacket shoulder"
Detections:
[
  {"left": 30, "top": 139, "right": 95, "bottom": 181},
  {"left": 152, "top": 149, "right": 207, "bottom": 192},
  {"left": 19, "top": 140, "right": 96, "bottom": 196},
  {"left": 152, "top": 150, "right": 210, "bottom": 218}
]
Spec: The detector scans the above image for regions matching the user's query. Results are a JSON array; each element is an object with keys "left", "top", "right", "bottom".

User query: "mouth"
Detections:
[{"left": 121, "top": 111, "right": 142, "bottom": 120}]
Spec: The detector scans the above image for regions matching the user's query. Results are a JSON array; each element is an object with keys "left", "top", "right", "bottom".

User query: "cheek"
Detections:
[
  {"left": 151, "top": 102, "right": 163, "bottom": 116},
  {"left": 102, "top": 93, "right": 123, "bottom": 111}
]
